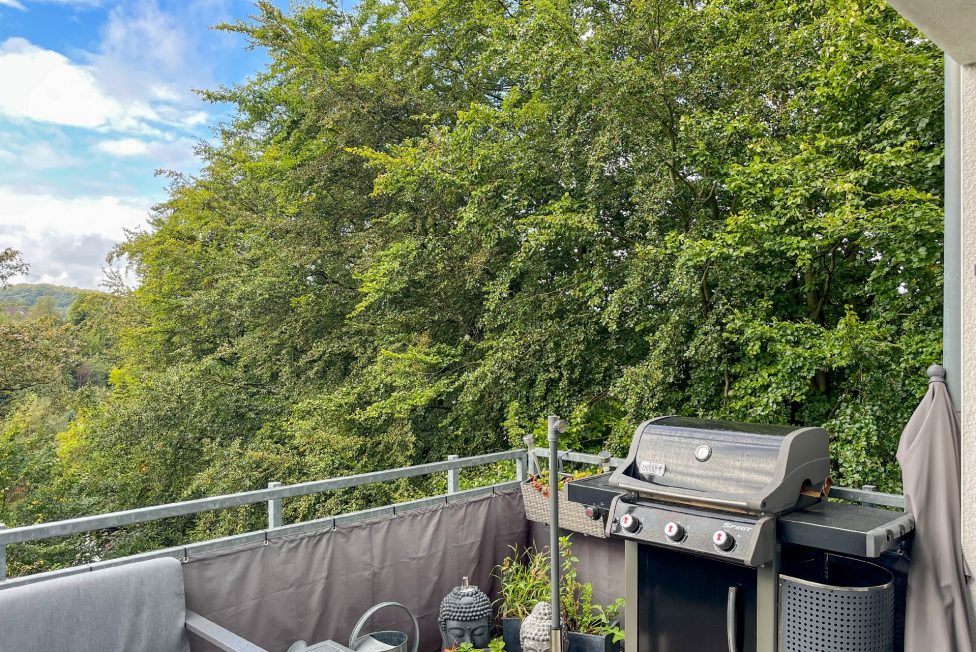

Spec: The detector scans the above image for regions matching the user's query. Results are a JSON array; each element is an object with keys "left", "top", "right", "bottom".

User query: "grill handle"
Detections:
[
  {"left": 726, "top": 586, "right": 740, "bottom": 652},
  {"left": 611, "top": 476, "right": 751, "bottom": 510}
]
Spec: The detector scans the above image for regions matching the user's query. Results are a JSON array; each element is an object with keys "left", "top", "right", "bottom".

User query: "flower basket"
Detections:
[{"left": 520, "top": 480, "right": 607, "bottom": 538}]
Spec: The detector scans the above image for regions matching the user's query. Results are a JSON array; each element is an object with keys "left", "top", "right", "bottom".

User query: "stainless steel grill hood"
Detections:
[{"left": 608, "top": 416, "right": 830, "bottom": 514}]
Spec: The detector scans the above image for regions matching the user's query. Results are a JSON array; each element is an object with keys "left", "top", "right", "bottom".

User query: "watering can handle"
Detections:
[{"left": 349, "top": 601, "right": 420, "bottom": 652}]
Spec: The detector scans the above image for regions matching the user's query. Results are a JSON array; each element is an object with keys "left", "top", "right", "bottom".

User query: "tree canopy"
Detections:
[{"left": 0, "top": 0, "right": 944, "bottom": 574}]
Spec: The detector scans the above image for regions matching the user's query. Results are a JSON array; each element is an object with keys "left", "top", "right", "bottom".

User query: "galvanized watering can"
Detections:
[{"left": 349, "top": 602, "right": 419, "bottom": 652}]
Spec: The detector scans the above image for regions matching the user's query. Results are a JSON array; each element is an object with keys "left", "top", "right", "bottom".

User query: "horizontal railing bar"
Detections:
[
  {"left": 181, "top": 531, "right": 268, "bottom": 556},
  {"left": 828, "top": 487, "right": 905, "bottom": 509},
  {"left": 0, "top": 482, "right": 521, "bottom": 590},
  {"left": 450, "top": 481, "right": 519, "bottom": 501},
  {"left": 0, "top": 449, "right": 526, "bottom": 546},
  {"left": 533, "top": 449, "right": 624, "bottom": 467},
  {"left": 268, "top": 515, "right": 336, "bottom": 540}
]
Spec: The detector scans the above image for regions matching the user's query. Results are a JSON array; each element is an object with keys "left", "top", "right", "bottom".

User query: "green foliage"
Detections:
[
  {"left": 456, "top": 640, "right": 506, "bottom": 652},
  {"left": 0, "top": 284, "right": 82, "bottom": 317},
  {"left": 495, "top": 544, "right": 552, "bottom": 621},
  {"left": 0, "top": 248, "right": 28, "bottom": 287},
  {"left": 495, "top": 537, "right": 624, "bottom": 637}
]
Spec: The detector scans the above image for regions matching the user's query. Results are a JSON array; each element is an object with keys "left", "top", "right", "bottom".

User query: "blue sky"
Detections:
[{"left": 0, "top": 0, "right": 282, "bottom": 289}]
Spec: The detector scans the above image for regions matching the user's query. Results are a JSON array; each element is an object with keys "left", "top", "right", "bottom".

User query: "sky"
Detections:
[{"left": 0, "top": 0, "right": 279, "bottom": 289}]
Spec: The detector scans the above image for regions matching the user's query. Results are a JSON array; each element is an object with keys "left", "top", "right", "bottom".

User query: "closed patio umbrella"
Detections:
[{"left": 896, "top": 364, "right": 974, "bottom": 651}]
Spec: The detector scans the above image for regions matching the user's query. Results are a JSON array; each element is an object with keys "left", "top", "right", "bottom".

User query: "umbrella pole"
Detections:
[{"left": 548, "top": 415, "right": 566, "bottom": 652}]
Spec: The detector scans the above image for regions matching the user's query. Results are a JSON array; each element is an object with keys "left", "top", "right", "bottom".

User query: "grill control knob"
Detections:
[
  {"left": 712, "top": 529, "right": 735, "bottom": 551},
  {"left": 663, "top": 521, "right": 685, "bottom": 542},
  {"left": 619, "top": 513, "right": 641, "bottom": 533},
  {"left": 584, "top": 506, "right": 602, "bottom": 521}
]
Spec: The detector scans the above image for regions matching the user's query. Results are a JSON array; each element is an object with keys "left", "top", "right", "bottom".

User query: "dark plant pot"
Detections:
[
  {"left": 567, "top": 631, "right": 621, "bottom": 652},
  {"left": 500, "top": 619, "right": 622, "bottom": 652},
  {"left": 502, "top": 618, "right": 523, "bottom": 652}
]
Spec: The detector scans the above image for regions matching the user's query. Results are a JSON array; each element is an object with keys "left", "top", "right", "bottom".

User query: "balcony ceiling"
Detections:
[{"left": 886, "top": 0, "right": 976, "bottom": 64}]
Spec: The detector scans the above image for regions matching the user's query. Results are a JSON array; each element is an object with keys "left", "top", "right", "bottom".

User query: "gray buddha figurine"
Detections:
[
  {"left": 520, "top": 602, "right": 567, "bottom": 652},
  {"left": 439, "top": 577, "right": 492, "bottom": 650}
]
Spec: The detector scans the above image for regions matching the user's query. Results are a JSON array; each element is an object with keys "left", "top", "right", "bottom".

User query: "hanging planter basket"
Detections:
[{"left": 520, "top": 477, "right": 608, "bottom": 538}]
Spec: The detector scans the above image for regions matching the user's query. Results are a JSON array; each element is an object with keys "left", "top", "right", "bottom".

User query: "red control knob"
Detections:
[
  {"left": 663, "top": 521, "right": 685, "bottom": 542},
  {"left": 712, "top": 529, "right": 735, "bottom": 551},
  {"left": 619, "top": 513, "right": 641, "bottom": 533}
]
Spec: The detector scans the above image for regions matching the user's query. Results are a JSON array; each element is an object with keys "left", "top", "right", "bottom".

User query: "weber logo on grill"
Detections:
[{"left": 639, "top": 461, "right": 666, "bottom": 476}]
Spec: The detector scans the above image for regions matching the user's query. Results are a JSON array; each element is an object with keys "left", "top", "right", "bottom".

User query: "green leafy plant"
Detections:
[
  {"left": 450, "top": 640, "right": 503, "bottom": 652},
  {"left": 494, "top": 536, "right": 624, "bottom": 638},
  {"left": 526, "top": 469, "right": 601, "bottom": 497}
]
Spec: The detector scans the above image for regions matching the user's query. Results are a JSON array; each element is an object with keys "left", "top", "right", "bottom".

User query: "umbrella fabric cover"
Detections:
[{"left": 897, "top": 365, "right": 974, "bottom": 651}]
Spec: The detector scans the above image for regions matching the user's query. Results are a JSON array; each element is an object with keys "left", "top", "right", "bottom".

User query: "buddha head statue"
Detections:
[
  {"left": 439, "top": 577, "right": 493, "bottom": 650},
  {"left": 520, "top": 602, "right": 566, "bottom": 652}
]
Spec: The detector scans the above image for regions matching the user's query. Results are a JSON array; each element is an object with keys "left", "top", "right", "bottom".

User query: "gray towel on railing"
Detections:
[
  {"left": 896, "top": 367, "right": 975, "bottom": 651},
  {"left": 0, "top": 557, "right": 189, "bottom": 652}
]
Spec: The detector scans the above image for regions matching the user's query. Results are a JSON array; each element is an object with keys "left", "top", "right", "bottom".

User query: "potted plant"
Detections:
[
  {"left": 496, "top": 543, "right": 551, "bottom": 652},
  {"left": 494, "top": 537, "right": 624, "bottom": 652}
]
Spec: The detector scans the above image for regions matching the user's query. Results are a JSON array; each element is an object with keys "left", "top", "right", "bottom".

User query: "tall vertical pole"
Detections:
[
  {"left": 548, "top": 415, "right": 566, "bottom": 652},
  {"left": 946, "top": 55, "right": 962, "bottom": 413}
]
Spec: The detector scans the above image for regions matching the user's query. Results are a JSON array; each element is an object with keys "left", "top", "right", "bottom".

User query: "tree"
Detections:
[
  {"left": 0, "top": 248, "right": 27, "bottom": 287},
  {"left": 104, "top": 0, "right": 940, "bottom": 505}
]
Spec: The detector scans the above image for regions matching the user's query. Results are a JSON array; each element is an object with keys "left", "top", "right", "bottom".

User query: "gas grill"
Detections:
[
  {"left": 606, "top": 417, "right": 830, "bottom": 566},
  {"left": 567, "top": 417, "right": 915, "bottom": 652}
]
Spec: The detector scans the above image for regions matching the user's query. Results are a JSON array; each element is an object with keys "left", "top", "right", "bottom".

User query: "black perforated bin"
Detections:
[{"left": 780, "top": 554, "right": 895, "bottom": 652}]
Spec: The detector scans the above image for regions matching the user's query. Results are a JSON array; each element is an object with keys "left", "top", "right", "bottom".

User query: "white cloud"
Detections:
[
  {"left": 21, "top": 142, "right": 80, "bottom": 170},
  {"left": 96, "top": 138, "right": 149, "bottom": 156},
  {"left": 0, "top": 38, "right": 125, "bottom": 128},
  {"left": 92, "top": 2, "right": 196, "bottom": 106},
  {"left": 0, "top": 186, "right": 150, "bottom": 240},
  {"left": 93, "top": 136, "right": 199, "bottom": 169},
  {"left": 0, "top": 0, "right": 26, "bottom": 10},
  {"left": 0, "top": 1, "right": 243, "bottom": 287},
  {"left": 0, "top": 186, "right": 150, "bottom": 288},
  {"left": 0, "top": 24, "right": 213, "bottom": 134},
  {"left": 181, "top": 111, "right": 210, "bottom": 127}
]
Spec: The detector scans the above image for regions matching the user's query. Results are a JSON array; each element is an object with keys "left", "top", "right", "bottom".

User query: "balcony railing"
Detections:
[{"left": 0, "top": 446, "right": 904, "bottom": 586}]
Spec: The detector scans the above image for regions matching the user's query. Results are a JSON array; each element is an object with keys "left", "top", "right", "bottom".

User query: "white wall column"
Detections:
[{"left": 958, "top": 60, "right": 976, "bottom": 612}]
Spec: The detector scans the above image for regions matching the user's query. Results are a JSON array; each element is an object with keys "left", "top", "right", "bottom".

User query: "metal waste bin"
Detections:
[{"left": 780, "top": 554, "right": 895, "bottom": 652}]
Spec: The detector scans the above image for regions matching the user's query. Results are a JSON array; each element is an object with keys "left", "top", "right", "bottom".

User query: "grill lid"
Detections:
[{"left": 608, "top": 417, "right": 830, "bottom": 514}]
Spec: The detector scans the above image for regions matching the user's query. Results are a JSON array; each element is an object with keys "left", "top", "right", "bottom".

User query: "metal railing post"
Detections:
[
  {"left": 447, "top": 455, "right": 460, "bottom": 494},
  {"left": 523, "top": 434, "right": 540, "bottom": 476},
  {"left": 861, "top": 485, "right": 879, "bottom": 509},
  {"left": 516, "top": 453, "right": 528, "bottom": 482},
  {"left": 267, "top": 482, "right": 283, "bottom": 529},
  {"left": 0, "top": 523, "right": 7, "bottom": 581}
]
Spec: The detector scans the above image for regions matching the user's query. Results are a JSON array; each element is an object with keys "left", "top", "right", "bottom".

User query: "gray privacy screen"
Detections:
[{"left": 183, "top": 491, "right": 533, "bottom": 652}]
